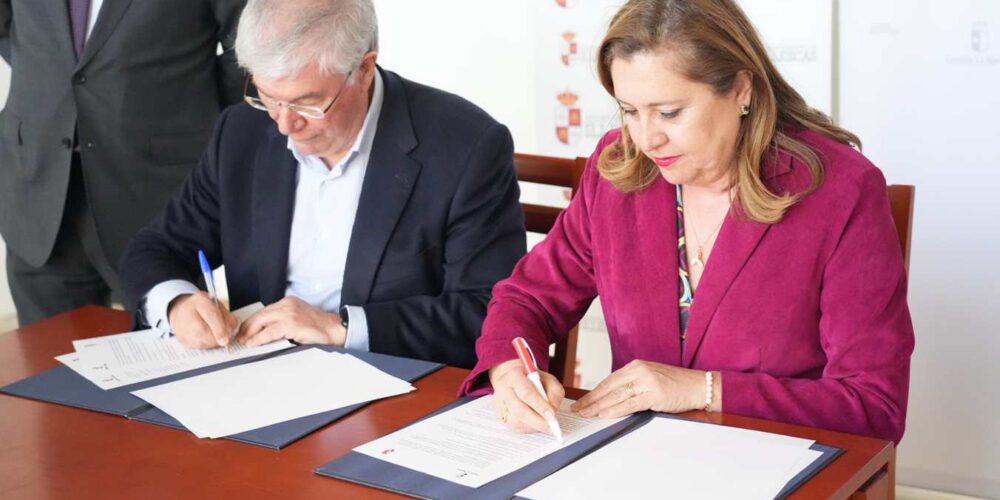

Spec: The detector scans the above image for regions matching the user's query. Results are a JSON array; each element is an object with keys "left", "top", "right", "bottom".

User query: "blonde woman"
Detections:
[{"left": 461, "top": 0, "right": 913, "bottom": 443}]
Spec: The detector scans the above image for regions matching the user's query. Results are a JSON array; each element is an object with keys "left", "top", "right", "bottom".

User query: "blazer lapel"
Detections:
[
  {"left": 639, "top": 179, "right": 684, "bottom": 366},
  {"left": 681, "top": 150, "right": 794, "bottom": 367},
  {"left": 252, "top": 129, "right": 298, "bottom": 304},
  {"left": 681, "top": 213, "right": 769, "bottom": 367},
  {"left": 76, "top": 0, "right": 134, "bottom": 69},
  {"left": 341, "top": 68, "right": 421, "bottom": 307},
  {"left": 47, "top": 2, "right": 78, "bottom": 66}
]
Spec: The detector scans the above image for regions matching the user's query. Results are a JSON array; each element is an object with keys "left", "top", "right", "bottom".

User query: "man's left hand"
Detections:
[{"left": 236, "top": 296, "right": 347, "bottom": 347}]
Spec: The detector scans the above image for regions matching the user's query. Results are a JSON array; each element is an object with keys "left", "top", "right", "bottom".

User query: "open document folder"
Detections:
[
  {"left": 353, "top": 395, "right": 623, "bottom": 488},
  {"left": 518, "top": 417, "right": 822, "bottom": 499},
  {"left": 316, "top": 396, "right": 843, "bottom": 500},
  {"left": 131, "top": 348, "right": 415, "bottom": 438},
  {"left": 54, "top": 302, "right": 294, "bottom": 390}
]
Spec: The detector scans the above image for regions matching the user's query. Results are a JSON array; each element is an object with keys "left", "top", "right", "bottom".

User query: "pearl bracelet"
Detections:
[{"left": 704, "top": 371, "right": 714, "bottom": 412}]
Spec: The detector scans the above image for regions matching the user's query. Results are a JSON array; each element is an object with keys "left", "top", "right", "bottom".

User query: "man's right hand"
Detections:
[{"left": 166, "top": 292, "right": 239, "bottom": 348}]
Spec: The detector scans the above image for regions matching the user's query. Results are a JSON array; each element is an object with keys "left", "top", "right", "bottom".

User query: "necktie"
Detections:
[{"left": 68, "top": 0, "right": 91, "bottom": 58}]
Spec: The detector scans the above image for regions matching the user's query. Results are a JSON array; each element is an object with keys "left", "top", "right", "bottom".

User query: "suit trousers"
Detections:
[{"left": 5, "top": 153, "right": 121, "bottom": 326}]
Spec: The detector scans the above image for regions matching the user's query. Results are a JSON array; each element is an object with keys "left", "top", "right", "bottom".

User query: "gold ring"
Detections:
[
  {"left": 625, "top": 381, "right": 637, "bottom": 398},
  {"left": 501, "top": 401, "right": 509, "bottom": 423}
]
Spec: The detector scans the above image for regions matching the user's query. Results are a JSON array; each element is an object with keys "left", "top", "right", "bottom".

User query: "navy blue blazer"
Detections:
[{"left": 119, "top": 68, "right": 526, "bottom": 368}]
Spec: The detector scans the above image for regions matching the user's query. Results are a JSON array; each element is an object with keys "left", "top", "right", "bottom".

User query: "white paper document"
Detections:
[
  {"left": 131, "top": 348, "right": 415, "bottom": 438},
  {"left": 56, "top": 302, "right": 293, "bottom": 390},
  {"left": 518, "top": 417, "right": 821, "bottom": 500},
  {"left": 354, "top": 395, "right": 623, "bottom": 488}
]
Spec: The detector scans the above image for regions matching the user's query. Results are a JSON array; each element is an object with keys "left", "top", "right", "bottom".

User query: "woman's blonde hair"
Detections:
[{"left": 596, "top": 0, "right": 860, "bottom": 223}]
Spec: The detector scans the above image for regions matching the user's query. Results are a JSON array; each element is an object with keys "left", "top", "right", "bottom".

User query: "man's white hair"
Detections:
[{"left": 235, "top": 0, "right": 378, "bottom": 80}]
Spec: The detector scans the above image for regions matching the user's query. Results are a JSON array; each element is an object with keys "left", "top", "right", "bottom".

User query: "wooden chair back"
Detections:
[
  {"left": 887, "top": 185, "right": 915, "bottom": 272},
  {"left": 514, "top": 153, "right": 586, "bottom": 386},
  {"left": 515, "top": 153, "right": 587, "bottom": 233}
]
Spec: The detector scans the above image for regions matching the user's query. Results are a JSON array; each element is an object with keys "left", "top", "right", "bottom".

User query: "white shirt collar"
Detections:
[{"left": 286, "top": 69, "right": 385, "bottom": 175}]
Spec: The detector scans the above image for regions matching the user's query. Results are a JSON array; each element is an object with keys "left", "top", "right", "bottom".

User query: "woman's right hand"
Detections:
[{"left": 488, "top": 358, "right": 565, "bottom": 434}]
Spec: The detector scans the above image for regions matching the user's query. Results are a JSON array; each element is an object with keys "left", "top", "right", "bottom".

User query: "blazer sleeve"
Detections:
[
  {"left": 210, "top": 0, "right": 246, "bottom": 107},
  {"left": 458, "top": 133, "right": 614, "bottom": 395},
  {"left": 118, "top": 108, "right": 231, "bottom": 317},
  {"left": 361, "top": 123, "right": 526, "bottom": 369},
  {"left": 0, "top": 0, "right": 11, "bottom": 63},
  {"left": 721, "top": 167, "right": 915, "bottom": 444}
]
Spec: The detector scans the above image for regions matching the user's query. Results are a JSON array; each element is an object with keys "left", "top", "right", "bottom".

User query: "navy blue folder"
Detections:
[
  {"left": 1, "top": 345, "right": 443, "bottom": 449},
  {"left": 130, "top": 346, "right": 444, "bottom": 449},
  {"left": 0, "top": 348, "right": 292, "bottom": 417},
  {"left": 315, "top": 397, "right": 843, "bottom": 500}
]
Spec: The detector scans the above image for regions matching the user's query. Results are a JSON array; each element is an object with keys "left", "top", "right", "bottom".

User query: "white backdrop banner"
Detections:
[
  {"left": 840, "top": 0, "right": 1000, "bottom": 496},
  {"left": 533, "top": 0, "right": 833, "bottom": 159}
]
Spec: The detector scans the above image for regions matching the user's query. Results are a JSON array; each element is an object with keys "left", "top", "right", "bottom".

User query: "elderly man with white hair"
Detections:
[{"left": 118, "top": 0, "right": 525, "bottom": 367}]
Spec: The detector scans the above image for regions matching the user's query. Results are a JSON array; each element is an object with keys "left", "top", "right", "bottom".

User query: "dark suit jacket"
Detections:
[
  {"left": 0, "top": 0, "right": 245, "bottom": 267},
  {"left": 120, "top": 68, "right": 526, "bottom": 368}
]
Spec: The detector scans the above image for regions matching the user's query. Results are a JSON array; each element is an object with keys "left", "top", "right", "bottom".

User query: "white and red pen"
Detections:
[{"left": 512, "top": 337, "right": 564, "bottom": 442}]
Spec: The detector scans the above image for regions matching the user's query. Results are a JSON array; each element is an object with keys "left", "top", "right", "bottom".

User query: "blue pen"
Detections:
[
  {"left": 198, "top": 250, "right": 219, "bottom": 305},
  {"left": 198, "top": 250, "right": 232, "bottom": 348}
]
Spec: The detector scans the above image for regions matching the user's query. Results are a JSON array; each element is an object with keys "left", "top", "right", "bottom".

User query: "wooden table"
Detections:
[{"left": 0, "top": 306, "right": 894, "bottom": 499}]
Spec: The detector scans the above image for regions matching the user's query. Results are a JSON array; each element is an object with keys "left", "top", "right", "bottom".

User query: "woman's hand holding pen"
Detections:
[
  {"left": 490, "top": 357, "right": 722, "bottom": 430},
  {"left": 167, "top": 292, "right": 239, "bottom": 349},
  {"left": 488, "top": 358, "right": 565, "bottom": 435}
]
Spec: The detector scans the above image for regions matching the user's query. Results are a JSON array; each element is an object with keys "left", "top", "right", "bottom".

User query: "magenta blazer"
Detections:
[{"left": 461, "top": 128, "right": 914, "bottom": 444}]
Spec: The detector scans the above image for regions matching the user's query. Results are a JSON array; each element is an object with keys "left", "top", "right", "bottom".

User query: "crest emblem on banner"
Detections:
[
  {"left": 555, "top": 90, "right": 582, "bottom": 145},
  {"left": 971, "top": 22, "right": 989, "bottom": 53},
  {"left": 560, "top": 31, "right": 578, "bottom": 66}
]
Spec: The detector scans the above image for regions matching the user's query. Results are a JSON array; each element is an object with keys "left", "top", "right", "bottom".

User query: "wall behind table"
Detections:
[
  {"left": 840, "top": 0, "right": 1000, "bottom": 496},
  {"left": 375, "top": 0, "right": 538, "bottom": 152}
]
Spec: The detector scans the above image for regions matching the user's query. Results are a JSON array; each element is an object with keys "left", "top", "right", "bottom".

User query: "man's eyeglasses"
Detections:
[{"left": 243, "top": 69, "right": 355, "bottom": 120}]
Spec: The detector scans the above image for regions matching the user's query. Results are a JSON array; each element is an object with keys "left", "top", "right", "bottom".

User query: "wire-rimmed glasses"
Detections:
[{"left": 243, "top": 69, "right": 355, "bottom": 120}]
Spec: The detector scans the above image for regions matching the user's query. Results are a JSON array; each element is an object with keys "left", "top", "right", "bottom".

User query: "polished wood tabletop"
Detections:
[{"left": 0, "top": 306, "right": 893, "bottom": 499}]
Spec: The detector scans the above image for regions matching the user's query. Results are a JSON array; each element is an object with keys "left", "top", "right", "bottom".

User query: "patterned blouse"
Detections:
[{"left": 676, "top": 185, "right": 694, "bottom": 348}]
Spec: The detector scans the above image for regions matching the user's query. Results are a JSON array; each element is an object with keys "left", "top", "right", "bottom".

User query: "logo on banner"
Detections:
[
  {"left": 947, "top": 22, "right": 998, "bottom": 65},
  {"left": 555, "top": 90, "right": 582, "bottom": 145},
  {"left": 561, "top": 31, "right": 578, "bottom": 66},
  {"left": 767, "top": 43, "right": 817, "bottom": 63},
  {"left": 972, "top": 22, "right": 989, "bottom": 53}
]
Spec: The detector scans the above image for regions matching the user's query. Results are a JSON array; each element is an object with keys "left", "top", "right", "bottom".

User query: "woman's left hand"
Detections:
[{"left": 570, "top": 360, "right": 718, "bottom": 418}]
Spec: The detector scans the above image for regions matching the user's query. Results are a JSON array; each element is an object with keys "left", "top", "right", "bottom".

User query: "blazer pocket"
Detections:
[{"left": 149, "top": 130, "right": 212, "bottom": 166}]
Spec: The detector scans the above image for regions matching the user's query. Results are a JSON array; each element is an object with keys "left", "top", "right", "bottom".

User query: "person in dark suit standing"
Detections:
[
  {"left": 0, "top": 0, "right": 246, "bottom": 326},
  {"left": 118, "top": 0, "right": 525, "bottom": 368}
]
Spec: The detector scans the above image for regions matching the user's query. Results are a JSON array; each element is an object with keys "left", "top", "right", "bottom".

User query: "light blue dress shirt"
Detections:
[{"left": 143, "top": 71, "right": 385, "bottom": 351}]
